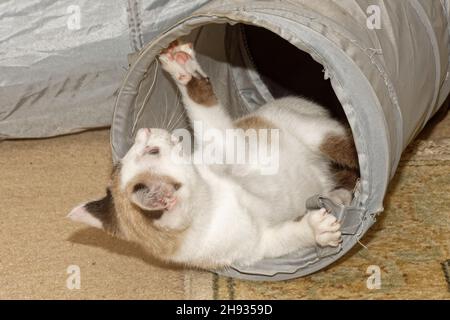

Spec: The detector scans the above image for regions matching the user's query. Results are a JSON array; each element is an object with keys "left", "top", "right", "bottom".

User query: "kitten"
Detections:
[{"left": 68, "top": 40, "right": 359, "bottom": 269}]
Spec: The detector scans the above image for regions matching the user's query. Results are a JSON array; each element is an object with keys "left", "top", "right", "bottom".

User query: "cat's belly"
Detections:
[{"left": 235, "top": 143, "right": 334, "bottom": 224}]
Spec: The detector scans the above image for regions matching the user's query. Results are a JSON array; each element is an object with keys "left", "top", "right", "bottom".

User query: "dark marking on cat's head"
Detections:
[
  {"left": 68, "top": 187, "right": 121, "bottom": 236},
  {"left": 84, "top": 188, "right": 116, "bottom": 229}
]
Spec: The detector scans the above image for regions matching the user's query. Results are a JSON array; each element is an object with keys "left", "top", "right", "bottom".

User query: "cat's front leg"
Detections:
[
  {"left": 261, "top": 208, "right": 342, "bottom": 259},
  {"left": 158, "top": 40, "right": 234, "bottom": 134},
  {"left": 159, "top": 41, "right": 206, "bottom": 86}
]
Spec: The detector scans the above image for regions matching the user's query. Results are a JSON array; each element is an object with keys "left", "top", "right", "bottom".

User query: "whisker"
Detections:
[
  {"left": 166, "top": 107, "right": 176, "bottom": 131},
  {"left": 162, "top": 93, "right": 169, "bottom": 128},
  {"left": 169, "top": 93, "right": 186, "bottom": 131},
  {"left": 131, "top": 59, "right": 159, "bottom": 134},
  {"left": 167, "top": 95, "right": 186, "bottom": 130},
  {"left": 170, "top": 107, "right": 186, "bottom": 131}
]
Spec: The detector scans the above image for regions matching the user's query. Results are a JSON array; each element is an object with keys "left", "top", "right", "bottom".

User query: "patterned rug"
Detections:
[{"left": 0, "top": 108, "right": 449, "bottom": 299}]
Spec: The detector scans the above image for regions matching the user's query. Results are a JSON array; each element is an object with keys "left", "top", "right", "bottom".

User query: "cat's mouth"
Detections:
[{"left": 140, "top": 208, "right": 165, "bottom": 220}]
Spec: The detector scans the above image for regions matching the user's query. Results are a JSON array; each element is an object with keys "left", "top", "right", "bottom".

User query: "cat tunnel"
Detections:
[{"left": 111, "top": 0, "right": 450, "bottom": 281}]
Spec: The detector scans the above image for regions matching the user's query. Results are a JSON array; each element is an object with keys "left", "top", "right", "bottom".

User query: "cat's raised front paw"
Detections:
[
  {"left": 307, "top": 208, "right": 342, "bottom": 247},
  {"left": 158, "top": 40, "right": 205, "bottom": 85}
]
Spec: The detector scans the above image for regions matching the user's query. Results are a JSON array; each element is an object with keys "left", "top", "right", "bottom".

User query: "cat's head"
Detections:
[{"left": 67, "top": 128, "right": 195, "bottom": 248}]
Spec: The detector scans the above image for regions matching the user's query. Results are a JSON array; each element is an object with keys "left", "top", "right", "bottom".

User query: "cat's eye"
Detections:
[{"left": 145, "top": 147, "right": 160, "bottom": 155}]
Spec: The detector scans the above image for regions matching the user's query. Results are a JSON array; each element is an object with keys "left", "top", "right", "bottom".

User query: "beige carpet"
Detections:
[{"left": 0, "top": 108, "right": 449, "bottom": 299}]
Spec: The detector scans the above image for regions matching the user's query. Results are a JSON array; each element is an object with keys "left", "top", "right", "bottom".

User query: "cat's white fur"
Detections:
[{"left": 69, "top": 41, "right": 352, "bottom": 268}]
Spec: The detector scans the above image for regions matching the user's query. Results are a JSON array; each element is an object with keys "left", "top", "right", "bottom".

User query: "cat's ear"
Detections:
[
  {"left": 67, "top": 188, "right": 116, "bottom": 232},
  {"left": 130, "top": 180, "right": 181, "bottom": 211}
]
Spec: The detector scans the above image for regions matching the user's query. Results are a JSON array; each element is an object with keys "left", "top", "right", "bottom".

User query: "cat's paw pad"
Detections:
[
  {"left": 307, "top": 208, "right": 342, "bottom": 247},
  {"left": 158, "top": 40, "right": 205, "bottom": 85}
]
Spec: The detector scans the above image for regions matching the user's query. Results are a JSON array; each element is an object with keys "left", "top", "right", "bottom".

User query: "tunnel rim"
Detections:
[{"left": 111, "top": 12, "right": 391, "bottom": 280}]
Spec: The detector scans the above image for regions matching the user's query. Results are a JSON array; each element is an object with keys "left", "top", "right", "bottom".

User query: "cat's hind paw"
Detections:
[
  {"left": 158, "top": 40, "right": 206, "bottom": 86},
  {"left": 307, "top": 208, "right": 342, "bottom": 247}
]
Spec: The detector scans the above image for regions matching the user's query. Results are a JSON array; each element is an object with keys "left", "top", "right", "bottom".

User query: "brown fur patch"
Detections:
[
  {"left": 186, "top": 77, "right": 218, "bottom": 107},
  {"left": 320, "top": 131, "right": 359, "bottom": 170},
  {"left": 108, "top": 170, "right": 184, "bottom": 259},
  {"left": 235, "top": 115, "right": 275, "bottom": 130},
  {"left": 320, "top": 130, "right": 359, "bottom": 190},
  {"left": 330, "top": 164, "right": 359, "bottom": 190},
  {"left": 235, "top": 115, "right": 277, "bottom": 146}
]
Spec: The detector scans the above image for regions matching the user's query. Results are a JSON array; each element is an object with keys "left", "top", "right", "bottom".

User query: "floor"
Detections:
[{"left": 0, "top": 108, "right": 449, "bottom": 299}]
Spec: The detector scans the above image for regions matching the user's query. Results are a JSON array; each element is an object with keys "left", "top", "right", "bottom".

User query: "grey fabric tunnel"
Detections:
[{"left": 110, "top": 1, "right": 450, "bottom": 281}]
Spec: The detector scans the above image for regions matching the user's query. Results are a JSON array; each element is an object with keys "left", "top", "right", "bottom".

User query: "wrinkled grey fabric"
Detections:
[{"left": 0, "top": 0, "right": 208, "bottom": 139}]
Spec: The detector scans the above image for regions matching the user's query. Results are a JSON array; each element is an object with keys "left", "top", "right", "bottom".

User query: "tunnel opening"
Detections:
[{"left": 241, "top": 25, "right": 347, "bottom": 122}]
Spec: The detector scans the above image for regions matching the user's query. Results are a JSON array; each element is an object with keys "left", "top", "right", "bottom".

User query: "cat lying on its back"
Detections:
[{"left": 68, "top": 40, "right": 359, "bottom": 269}]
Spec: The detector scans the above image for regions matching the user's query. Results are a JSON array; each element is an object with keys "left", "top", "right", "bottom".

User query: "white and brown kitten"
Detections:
[{"left": 68, "top": 40, "right": 359, "bottom": 269}]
